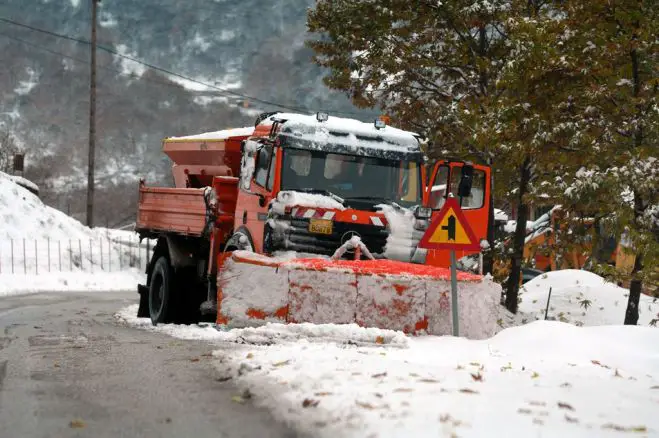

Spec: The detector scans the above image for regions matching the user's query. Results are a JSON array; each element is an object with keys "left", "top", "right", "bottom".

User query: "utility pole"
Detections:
[{"left": 86, "top": 0, "right": 100, "bottom": 227}]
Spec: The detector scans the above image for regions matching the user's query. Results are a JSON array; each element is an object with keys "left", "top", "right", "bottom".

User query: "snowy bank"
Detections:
[
  {"left": 117, "top": 306, "right": 659, "bottom": 438},
  {"left": 1, "top": 170, "right": 149, "bottom": 295},
  {"left": 519, "top": 269, "right": 659, "bottom": 326},
  {"left": 0, "top": 271, "right": 145, "bottom": 297}
]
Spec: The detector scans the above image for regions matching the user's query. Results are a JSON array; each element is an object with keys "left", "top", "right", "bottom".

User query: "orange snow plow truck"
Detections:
[{"left": 135, "top": 112, "right": 501, "bottom": 338}]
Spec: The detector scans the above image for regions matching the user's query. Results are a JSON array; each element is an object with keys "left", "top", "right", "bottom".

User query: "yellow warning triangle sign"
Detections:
[{"left": 419, "top": 197, "right": 480, "bottom": 250}]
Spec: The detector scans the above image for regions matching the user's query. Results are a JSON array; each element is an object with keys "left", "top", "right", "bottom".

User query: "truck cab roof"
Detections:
[{"left": 256, "top": 112, "right": 425, "bottom": 162}]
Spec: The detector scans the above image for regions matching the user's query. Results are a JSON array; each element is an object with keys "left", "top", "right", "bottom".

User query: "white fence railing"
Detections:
[{"left": 0, "top": 236, "right": 155, "bottom": 275}]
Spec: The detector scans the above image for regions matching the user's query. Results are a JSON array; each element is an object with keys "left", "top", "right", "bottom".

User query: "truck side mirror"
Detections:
[{"left": 458, "top": 163, "right": 474, "bottom": 198}]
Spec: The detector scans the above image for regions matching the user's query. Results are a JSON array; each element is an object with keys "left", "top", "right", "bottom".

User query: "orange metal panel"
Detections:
[{"left": 136, "top": 184, "right": 208, "bottom": 236}]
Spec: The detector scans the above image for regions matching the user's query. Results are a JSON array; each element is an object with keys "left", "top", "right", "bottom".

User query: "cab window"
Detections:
[
  {"left": 429, "top": 165, "right": 449, "bottom": 209},
  {"left": 449, "top": 167, "right": 485, "bottom": 209},
  {"left": 400, "top": 162, "right": 419, "bottom": 203},
  {"left": 254, "top": 146, "right": 272, "bottom": 188},
  {"left": 266, "top": 148, "right": 276, "bottom": 190}
]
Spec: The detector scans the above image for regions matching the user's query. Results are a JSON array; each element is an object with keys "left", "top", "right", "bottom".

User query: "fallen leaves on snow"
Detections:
[
  {"left": 557, "top": 402, "right": 575, "bottom": 411},
  {"left": 302, "top": 398, "right": 320, "bottom": 408}
]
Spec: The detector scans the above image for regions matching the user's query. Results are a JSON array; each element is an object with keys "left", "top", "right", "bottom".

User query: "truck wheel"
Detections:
[{"left": 149, "top": 256, "right": 175, "bottom": 325}]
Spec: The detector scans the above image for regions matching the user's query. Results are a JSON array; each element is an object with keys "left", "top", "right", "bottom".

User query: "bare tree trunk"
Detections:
[
  {"left": 624, "top": 252, "right": 644, "bottom": 325},
  {"left": 505, "top": 155, "right": 531, "bottom": 313},
  {"left": 623, "top": 40, "right": 645, "bottom": 325},
  {"left": 483, "top": 178, "right": 495, "bottom": 275}
]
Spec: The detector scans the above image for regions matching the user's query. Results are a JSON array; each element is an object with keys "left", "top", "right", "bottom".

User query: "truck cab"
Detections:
[{"left": 225, "top": 112, "right": 429, "bottom": 261}]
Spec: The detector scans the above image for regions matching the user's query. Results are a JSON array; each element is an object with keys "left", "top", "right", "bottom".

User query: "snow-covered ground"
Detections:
[
  {"left": 0, "top": 271, "right": 145, "bottom": 297},
  {"left": 117, "top": 303, "right": 659, "bottom": 438},
  {"left": 520, "top": 270, "right": 658, "bottom": 326},
  {"left": 0, "top": 170, "right": 147, "bottom": 295}
]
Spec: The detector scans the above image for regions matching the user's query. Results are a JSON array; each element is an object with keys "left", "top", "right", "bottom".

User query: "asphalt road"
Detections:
[{"left": 0, "top": 291, "right": 296, "bottom": 438}]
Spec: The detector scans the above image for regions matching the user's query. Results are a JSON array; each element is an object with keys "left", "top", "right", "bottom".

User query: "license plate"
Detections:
[{"left": 308, "top": 219, "right": 333, "bottom": 235}]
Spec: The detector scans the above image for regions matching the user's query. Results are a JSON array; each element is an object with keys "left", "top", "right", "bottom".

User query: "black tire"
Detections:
[{"left": 149, "top": 256, "right": 175, "bottom": 325}]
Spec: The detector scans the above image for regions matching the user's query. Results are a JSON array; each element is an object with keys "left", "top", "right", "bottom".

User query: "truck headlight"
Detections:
[{"left": 414, "top": 206, "right": 432, "bottom": 219}]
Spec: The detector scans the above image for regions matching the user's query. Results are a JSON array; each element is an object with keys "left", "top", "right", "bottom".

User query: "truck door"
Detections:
[
  {"left": 234, "top": 141, "right": 278, "bottom": 253},
  {"left": 424, "top": 161, "right": 491, "bottom": 268}
]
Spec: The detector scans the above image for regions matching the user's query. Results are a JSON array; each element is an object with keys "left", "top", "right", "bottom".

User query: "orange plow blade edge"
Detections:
[{"left": 216, "top": 251, "right": 501, "bottom": 339}]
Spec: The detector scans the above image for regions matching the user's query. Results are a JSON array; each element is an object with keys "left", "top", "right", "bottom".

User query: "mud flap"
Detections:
[{"left": 137, "top": 284, "right": 149, "bottom": 318}]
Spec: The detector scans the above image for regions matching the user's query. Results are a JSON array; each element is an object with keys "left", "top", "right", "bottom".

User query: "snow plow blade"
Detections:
[{"left": 217, "top": 251, "right": 501, "bottom": 339}]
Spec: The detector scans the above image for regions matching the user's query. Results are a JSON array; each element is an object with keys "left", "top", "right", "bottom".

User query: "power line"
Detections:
[
  {"left": 0, "top": 32, "right": 206, "bottom": 94},
  {"left": 0, "top": 16, "right": 376, "bottom": 117}
]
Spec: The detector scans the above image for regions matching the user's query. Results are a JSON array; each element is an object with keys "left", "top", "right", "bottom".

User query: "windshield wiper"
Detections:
[
  {"left": 344, "top": 196, "right": 404, "bottom": 209},
  {"left": 295, "top": 188, "right": 345, "bottom": 205}
]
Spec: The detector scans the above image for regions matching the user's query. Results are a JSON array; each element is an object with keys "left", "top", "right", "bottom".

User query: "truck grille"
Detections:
[{"left": 283, "top": 218, "right": 389, "bottom": 257}]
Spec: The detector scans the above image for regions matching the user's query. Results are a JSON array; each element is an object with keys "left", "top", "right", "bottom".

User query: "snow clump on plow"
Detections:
[{"left": 217, "top": 251, "right": 501, "bottom": 339}]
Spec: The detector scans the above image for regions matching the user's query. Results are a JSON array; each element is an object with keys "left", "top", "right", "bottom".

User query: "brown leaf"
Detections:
[
  {"left": 439, "top": 414, "right": 453, "bottom": 423},
  {"left": 459, "top": 388, "right": 479, "bottom": 394},
  {"left": 302, "top": 398, "right": 319, "bottom": 408},
  {"left": 375, "top": 336, "right": 385, "bottom": 344},
  {"left": 471, "top": 372, "right": 483, "bottom": 382},
  {"left": 273, "top": 360, "right": 290, "bottom": 367},
  {"left": 601, "top": 423, "right": 646, "bottom": 432},
  {"left": 69, "top": 419, "right": 86, "bottom": 429},
  {"left": 371, "top": 372, "right": 387, "bottom": 378},
  {"left": 246, "top": 353, "right": 254, "bottom": 359},
  {"left": 231, "top": 395, "right": 246, "bottom": 404},
  {"left": 356, "top": 401, "right": 376, "bottom": 410},
  {"left": 557, "top": 402, "right": 575, "bottom": 411},
  {"left": 531, "top": 371, "right": 540, "bottom": 379},
  {"left": 591, "top": 359, "right": 610, "bottom": 369},
  {"left": 393, "top": 388, "right": 414, "bottom": 393},
  {"left": 314, "top": 392, "right": 332, "bottom": 397},
  {"left": 190, "top": 357, "right": 200, "bottom": 362},
  {"left": 565, "top": 414, "right": 579, "bottom": 423}
]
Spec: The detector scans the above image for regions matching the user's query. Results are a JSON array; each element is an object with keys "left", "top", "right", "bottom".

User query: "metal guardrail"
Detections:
[{"left": 0, "top": 237, "right": 154, "bottom": 275}]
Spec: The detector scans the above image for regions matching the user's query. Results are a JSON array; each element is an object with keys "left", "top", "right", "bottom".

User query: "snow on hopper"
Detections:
[{"left": 217, "top": 250, "right": 501, "bottom": 339}]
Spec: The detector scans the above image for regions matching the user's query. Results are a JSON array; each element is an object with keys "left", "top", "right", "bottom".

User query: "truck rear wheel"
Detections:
[{"left": 149, "top": 256, "right": 175, "bottom": 325}]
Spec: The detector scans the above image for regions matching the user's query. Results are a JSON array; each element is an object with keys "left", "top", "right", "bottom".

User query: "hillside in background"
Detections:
[{"left": 0, "top": 0, "right": 378, "bottom": 226}]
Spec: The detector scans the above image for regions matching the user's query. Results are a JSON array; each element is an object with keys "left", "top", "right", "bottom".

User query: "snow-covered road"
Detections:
[{"left": 117, "top": 305, "right": 659, "bottom": 438}]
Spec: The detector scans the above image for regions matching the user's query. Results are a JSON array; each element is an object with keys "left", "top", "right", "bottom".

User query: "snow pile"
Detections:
[
  {"left": 116, "top": 304, "right": 408, "bottom": 346},
  {"left": 376, "top": 204, "right": 425, "bottom": 263},
  {"left": 167, "top": 126, "right": 253, "bottom": 141},
  {"left": 0, "top": 172, "right": 39, "bottom": 194},
  {"left": 519, "top": 270, "right": 659, "bottom": 326},
  {"left": 271, "top": 190, "right": 346, "bottom": 213},
  {"left": 494, "top": 208, "right": 509, "bottom": 221},
  {"left": 121, "top": 307, "right": 659, "bottom": 438},
  {"left": 0, "top": 172, "right": 146, "bottom": 294}
]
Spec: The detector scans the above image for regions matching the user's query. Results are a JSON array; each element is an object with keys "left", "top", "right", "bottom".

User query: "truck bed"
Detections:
[{"left": 136, "top": 183, "right": 209, "bottom": 237}]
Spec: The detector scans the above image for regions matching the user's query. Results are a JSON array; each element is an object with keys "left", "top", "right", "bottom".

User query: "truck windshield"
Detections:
[{"left": 281, "top": 148, "right": 422, "bottom": 208}]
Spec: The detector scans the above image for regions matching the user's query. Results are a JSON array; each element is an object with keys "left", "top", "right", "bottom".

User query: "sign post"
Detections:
[{"left": 418, "top": 195, "right": 480, "bottom": 337}]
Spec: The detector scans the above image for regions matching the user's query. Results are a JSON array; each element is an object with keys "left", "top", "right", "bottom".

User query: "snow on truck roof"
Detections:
[
  {"left": 165, "top": 126, "right": 254, "bottom": 141},
  {"left": 164, "top": 113, "right": 424, "bottom": 159},
  {"left": 263, "top": 113, "right": 423, "bottom": 158}
]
